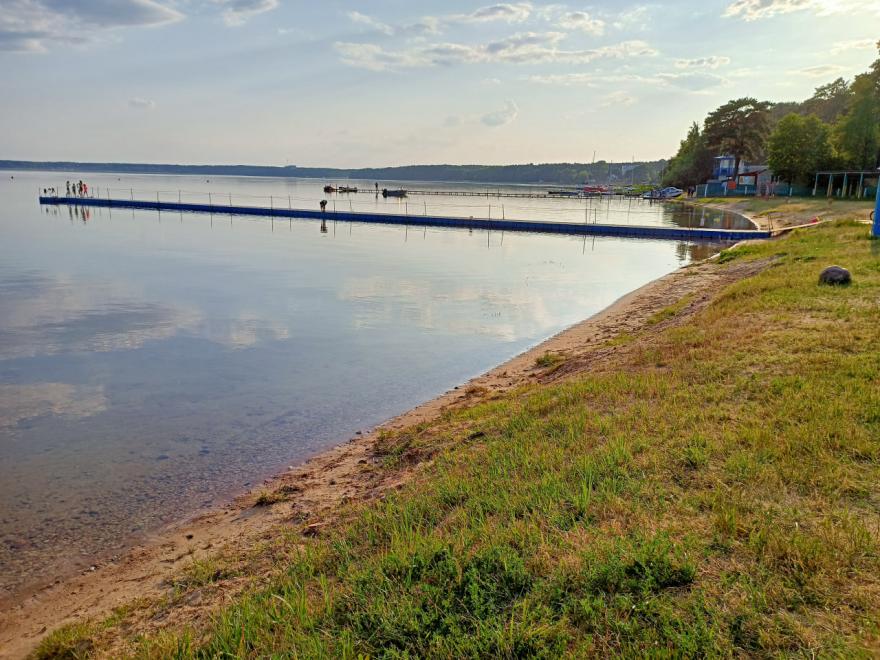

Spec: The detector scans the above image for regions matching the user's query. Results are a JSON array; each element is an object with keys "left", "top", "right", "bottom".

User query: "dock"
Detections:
[{"left": 38, "top": 196, "right": 769, "bottom": 242}]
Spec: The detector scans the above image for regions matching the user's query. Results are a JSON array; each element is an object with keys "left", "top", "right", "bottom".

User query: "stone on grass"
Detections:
[{"left": 819, "top": 265, "right": 851, "bottom": 286}]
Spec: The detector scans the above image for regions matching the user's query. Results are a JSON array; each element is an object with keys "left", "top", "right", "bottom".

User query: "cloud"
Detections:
[
  {"left": 656, "top": 71, "right": 727, "bottom": 91},
  {"left": 830, "top": 37, "right": 878, "bottom": 55},
  {"left": 797, "top": 64, "right": 846, "bottom": 77},
  {"left": 600, "top": 90, "right": 636, "bottom": 107},
  {"left": 558, "top": 11, "right": 605, "bottom": 35},
  {"left": 0, "top": 0, "right": 182, "bottom": 52},
  {"left": 723, "top": 0, "right": 876, "bottom": 20},
  {"left": 481, "top": 100, "right": 519, "bottom": 127},
  {"left": 334, "top": 42, "right": 421, "bottom": 71},
  {"left": 528, "top": 69, "right": 725, "bottom": 93},
  {"left": 527, "top": 72, "right": 599, "bottom": 86},
  {"left": 347, "top": 10, "right": 394, "bottom": 35},
  {"left": 216, "top": 0, "right": 279, "bottom": 27},
  {"left": 457, "top": 3, "right": 533, "bottom": 23},
  {"left": 128, "top": 96, "right": 156, "bottom": 109},
  {"left": 334, "top": 36, "right": 657, "bottom": 71},
  {"left": 675, "top": 56, "right": 731, "bottom": 69}
]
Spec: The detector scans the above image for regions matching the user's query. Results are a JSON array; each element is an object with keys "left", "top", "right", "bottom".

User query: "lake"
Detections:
[{"left": 0, "top": 171, "right": 738, "bottom": 599}]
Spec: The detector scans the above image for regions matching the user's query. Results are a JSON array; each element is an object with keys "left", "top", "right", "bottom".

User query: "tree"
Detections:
[
  {"left": 767, "top": 113, "right": 833, "bottom": 185},
  {"left": 834, "top": 73, "right": 880, "bottom": 170},
  {"left": 801, "top": 78, "right": 852, "bottom": 124},
  {"left": 662, "top": 122, "right": 714, "bottom": 187},
  {"left": 703, "top": 97, "right": 772, "bottom": 178}
]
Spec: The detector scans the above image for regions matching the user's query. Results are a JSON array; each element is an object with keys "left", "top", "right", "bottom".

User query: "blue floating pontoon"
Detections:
[{"left": 39, "top": 196, "right": 770, "bottom": 242}]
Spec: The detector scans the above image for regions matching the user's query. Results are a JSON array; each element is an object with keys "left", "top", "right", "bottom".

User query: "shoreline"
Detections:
[{"left": 0, "top": 244, "right": 770, "bottom": 658}]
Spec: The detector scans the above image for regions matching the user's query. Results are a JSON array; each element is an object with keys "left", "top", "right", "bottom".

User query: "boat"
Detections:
[
  {"left": 548, "top": 189, "right": 580, "bottom": 197},
  {"left": 642, "top": 186, "right": 683, "bottom": 200},
  {"left": 382, "top": 188, "right": 407, "bottom": 198},
  {"left": 582, "top": 184, "right": 609, "bottom": 195},
  {"left": 323, "top": 185, "right": 336, "bottom": 193},
  {"left": 337, "top": 186, "right": 358, "bottom": 194}
]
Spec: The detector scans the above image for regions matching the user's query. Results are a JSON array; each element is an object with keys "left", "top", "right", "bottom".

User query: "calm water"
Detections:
[
  {"left": 0, "top": 171, "right": 737, "bottom": 598},
  {"left": 46, "top": 174, "right": 752, "bottom": 230}
]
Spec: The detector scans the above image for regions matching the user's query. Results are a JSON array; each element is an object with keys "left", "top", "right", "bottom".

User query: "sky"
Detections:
[{"left": 1, "top": 0, "right": 878, "bottom": 167}]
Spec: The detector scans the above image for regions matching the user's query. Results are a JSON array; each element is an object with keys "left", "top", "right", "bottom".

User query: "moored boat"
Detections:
[
  {"left": 382, "top": 188, "right": 407, "bottom": 198},
  {"left": 642, "top": 186, "right": 683, "bottom": 200}
]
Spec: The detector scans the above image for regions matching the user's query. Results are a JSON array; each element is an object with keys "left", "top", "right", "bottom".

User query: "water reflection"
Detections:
[{"left": 1, "top": 171, "right": 732, "bottom": 600}]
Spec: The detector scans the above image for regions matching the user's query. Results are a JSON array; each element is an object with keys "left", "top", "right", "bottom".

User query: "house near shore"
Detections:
[{"left": 703, "top": 154, "right": 773, "bottom": 196}]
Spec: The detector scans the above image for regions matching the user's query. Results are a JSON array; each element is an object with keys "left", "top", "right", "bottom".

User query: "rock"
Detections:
[{"left": 819, "top": 265, "right": 851, "bottom": 286}]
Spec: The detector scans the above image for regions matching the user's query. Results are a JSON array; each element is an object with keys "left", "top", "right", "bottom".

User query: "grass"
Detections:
[
  {"left": 36, "top": 220, "right": 880, "bottom": 658},
  {"left": 534, "top": 351, "right": 565, "bottom": 369},
  {"left": 646, "top": 293, "right": 694, "bottom": 325}
]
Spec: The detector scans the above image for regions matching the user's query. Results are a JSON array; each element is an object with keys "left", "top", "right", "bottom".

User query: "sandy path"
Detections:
[{"left": 0, "top": 252, "right": 768, "bottom": 659}]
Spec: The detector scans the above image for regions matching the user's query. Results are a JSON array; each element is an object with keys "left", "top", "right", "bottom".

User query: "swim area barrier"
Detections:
[{"left": 38, "top": 196, "right": 770, "bottom": 242}]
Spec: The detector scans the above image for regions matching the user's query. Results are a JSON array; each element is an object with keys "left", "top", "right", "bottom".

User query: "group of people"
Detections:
[
  {"left": 65, "top": 180, "right": 89, "bottom": 197},
  {"left": 41, "top": 187, "right": 58, "bottom": 196}
]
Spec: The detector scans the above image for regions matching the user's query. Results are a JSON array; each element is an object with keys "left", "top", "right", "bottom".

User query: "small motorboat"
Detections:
[
  {"left": 642, "top": 187, "right": 683, "bottom": 200},
  {"left": 323, "top": 185, "right": 337, "bottom": 193},
  {"left": 337, "top": 186, "right": 358, "bottom": 193},
  {"left": 382, "top": 188, "right": 407, "bottom": 198},
  {"left": 548, "top": 189, "right": 580, "bottom": 197}
]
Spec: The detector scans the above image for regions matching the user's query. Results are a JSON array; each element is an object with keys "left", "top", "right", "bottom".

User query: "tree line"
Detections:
[
  {"left": 0, "top": 160, "right": 666, "bottom": 186},
  {"left": 663, "top": 43, "right": 880, "bottom": 188}
]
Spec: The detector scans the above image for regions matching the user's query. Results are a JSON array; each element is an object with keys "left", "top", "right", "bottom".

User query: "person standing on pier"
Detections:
[{"left": 66, "top": 181, "right": 70, "bottom": 196}]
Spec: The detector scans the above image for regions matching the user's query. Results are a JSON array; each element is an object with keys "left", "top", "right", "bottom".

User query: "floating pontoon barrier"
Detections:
[{"left": 39, "top": 196, "right": 770, "bottom": 242}]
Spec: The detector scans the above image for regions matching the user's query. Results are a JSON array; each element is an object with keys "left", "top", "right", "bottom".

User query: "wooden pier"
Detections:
[{"left": 38, "top": 196, "right": 769, "bottom": 242}]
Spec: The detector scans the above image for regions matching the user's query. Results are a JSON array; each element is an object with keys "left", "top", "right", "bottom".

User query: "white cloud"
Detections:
[
  {"left": 656, "top": 71, "right": 727, "bottom": 91},
  {"left": 334, "top": 36, "right": 658, "bottom": 71},
  {"left": 347, "top": 11, "right": 394, "bottom": 36},
  {"left": 527, "top": 72, "right": 599, "bottom": 86},
  {"left": 830, "top": 37, "right": 877, "bottom": 55},
  {"left": 128, "top": 97, "right": 156, "bottom": 109},
  {"left": 558, "top": 11, "right": 605, "bottom": 35},
  {"left": 600, "top": 90, "right": 636, "bottom": 107},
  {"left": 723, "top": 0, "right": 877, "bottom": 20},
  {"left": 528, "top": 69, "right": 725, "bottom": 93},
  {"left": 216, "top": 0, "right": 279, "bottom": 27},
  {"left": 675, "top": 56, "right": 731, "bottom": 69},
  {"left": 612, "top": 5, "right": 651, "bottom": 30},
  {"left": 481, "top": 100, "right": 519, "bottom": 127},
  {"left": 0, "top": 0, "right": 182, "bottom": 52},
  {"left": 797, "top": 64, "right": 846, "bottom": 77},
  {"left": 457, "top": 3, "right": 533, "bottom": 23}
]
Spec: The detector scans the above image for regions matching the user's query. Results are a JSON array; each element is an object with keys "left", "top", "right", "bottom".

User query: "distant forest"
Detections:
[{"left": 0, "top": 160, "right": 666, "bottom": 186}]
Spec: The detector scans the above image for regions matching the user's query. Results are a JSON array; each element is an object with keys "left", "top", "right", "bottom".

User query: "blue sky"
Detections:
[{"left": 1, "top": 0, "right": 878, "bottom": 167}]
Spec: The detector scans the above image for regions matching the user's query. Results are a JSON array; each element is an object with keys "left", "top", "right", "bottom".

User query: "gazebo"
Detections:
[{"left": 812, "top": 171, "right": 879, "bottom": 198}]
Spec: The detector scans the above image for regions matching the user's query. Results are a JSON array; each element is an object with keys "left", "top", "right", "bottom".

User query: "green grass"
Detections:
[
  {"left": 646, "top": 293, "right": 695, "bottom": 325},
  {"left": 534, "top": 351, "right": 565, "bottom": 369},
  {"left": 42, "top": 220, "right": 880, "bottom": 658}
]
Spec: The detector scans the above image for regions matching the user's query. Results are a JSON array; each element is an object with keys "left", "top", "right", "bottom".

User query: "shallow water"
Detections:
[{"left": 0, "top": 171, "right": 735, "bottom": 597}]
